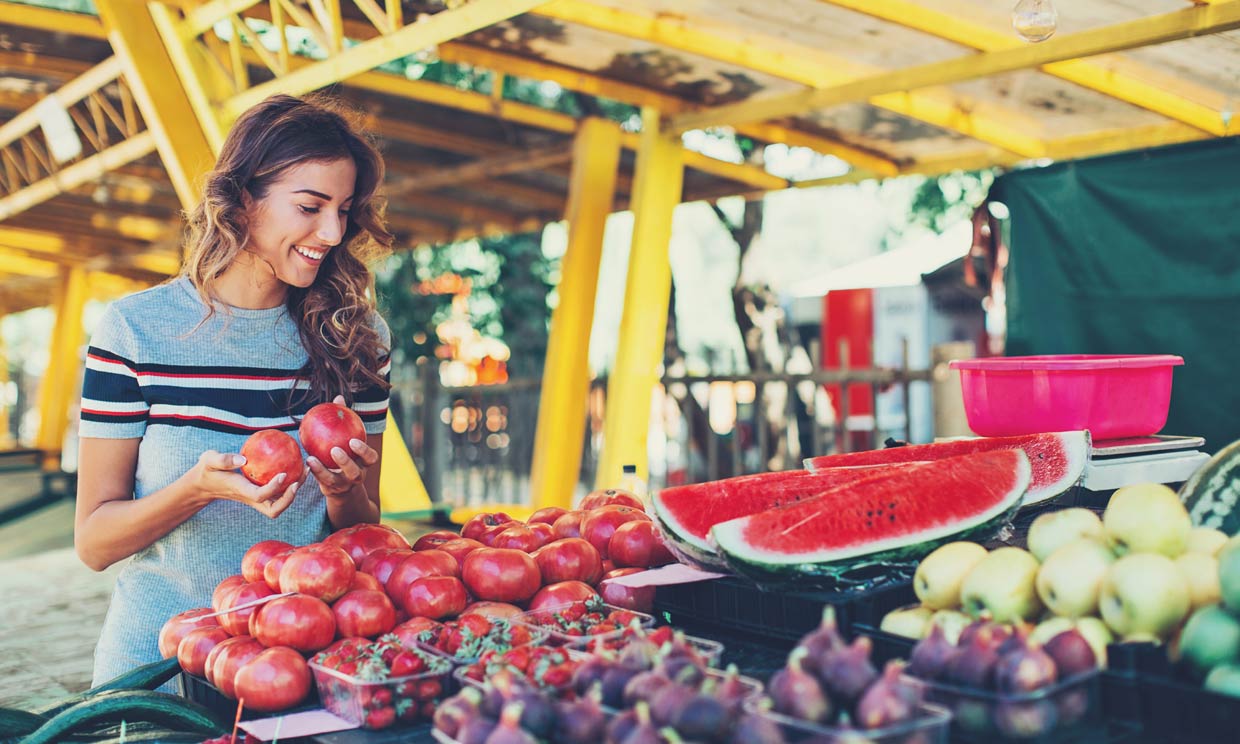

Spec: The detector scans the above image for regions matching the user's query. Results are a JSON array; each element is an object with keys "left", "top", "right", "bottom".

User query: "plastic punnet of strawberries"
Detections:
[
  {"left": 308, "top": 634, "right": 452, "bottom": 730},
  {"left": 460, "top": 645, "right": 582, "bottom": 696},
  {"left": 522, "top": 596, "right": 650, "bottom": 648},
  {"left": 416, "top": 614, "right": 540, "bottom": 663}
]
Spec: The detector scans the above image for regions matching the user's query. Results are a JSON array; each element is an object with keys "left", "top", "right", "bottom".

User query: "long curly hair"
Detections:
[{"left": 183, "top": 94, "right": 393, "bottom": 406}]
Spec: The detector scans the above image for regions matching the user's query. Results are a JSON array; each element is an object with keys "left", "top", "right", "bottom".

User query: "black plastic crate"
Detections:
[{"left": 1125, "top": 672, "right": 1240, "bottom": 744}]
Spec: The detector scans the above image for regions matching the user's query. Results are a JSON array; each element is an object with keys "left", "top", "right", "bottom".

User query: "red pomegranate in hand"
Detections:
[
  {"left": 299, "top": 402, "right": 366, "bottom": 464},
  {"left": 240, "top": 429, "right": 302, "bottom": 487}
]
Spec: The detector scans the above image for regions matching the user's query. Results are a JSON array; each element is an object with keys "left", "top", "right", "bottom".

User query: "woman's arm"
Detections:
[
  {"left": 75, "top": 437, "right": 301, "bottom": 571},
  {"left": 318, "top": 432, "right": 384, "bottom": 529}
]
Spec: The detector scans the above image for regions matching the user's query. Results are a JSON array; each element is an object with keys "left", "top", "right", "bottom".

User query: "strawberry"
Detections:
[
  {"left": 416, "top": 678, "right": 443, "bottom": 700},
  {"left": 364, "top": 706, "right": 396, "bottom": 729},
  {"left": 459, "top": 613, "right": 493, "bottom": 638},
  {"left": 389, "top": 650, "right": 424, "bottom": 678}
]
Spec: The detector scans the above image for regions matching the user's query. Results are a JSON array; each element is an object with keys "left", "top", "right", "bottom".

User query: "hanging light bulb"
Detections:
[{"left": 1012, "top": 0, "right": 1058, "bottom": 42}]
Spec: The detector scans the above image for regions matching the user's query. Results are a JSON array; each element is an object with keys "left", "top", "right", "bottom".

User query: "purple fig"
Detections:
[
  {"left": 768, "top": 648, "right": 833, "bottom": 723},
  {"left": 995, "top": 624, "right": 1032, "bottom": 657},
  {"left": 622, "top": 669, "right": 671, "bottom": 707},
  {"left": 1043, "top": 629, "right": 1098, "bottom": 679},
  {"left": 650, "top": 680, "right": 698, "bottom": 726},
  {"left": 993, "top": 699, "right": 1059, "bottom": 738},
  {"left": 619, "top": 635, "right": 661, "bottom": 671},
  {"left": 601, "top": 665, "right": 642, "bottom": 708},
  {"left": 605, "top": 709, "right": 637, "bottom": 744},
  {"left": 796, "top": 605, "right": 845, "bottom": 672},
  {"left": 729, "top": 699, "right": 787, "bottom": 744},
  {"left": 908, "top": 624, "right": 959, "bottom": 681},
  {"left": 573, "top": 651, "right": 617, "bottom": 696},
  {"left": 433, "top": 687, "right": 482, "bottom": 739},
  {"left": 672, "top": 692, "right": 731, "bottom": 741},
  {"left": 657, "top": 653, "right": 706, "bottom": 687},
  {"left": 711, "top": 664, "right": 752, "bottom": 712},
  {"left": 509, "top": 688, "right": 556, "bottom": 739},
  {"left": 620, "top": 702, "right": 662, "bottom": 744},
  {"left": 944, "top": 625, "right": 1002, "bottom": 689},
  {"left": 854, "top": 661, "right": 921, "bottom": 730},
  {"left": 458, "top": 717, "right": 498, "bottom": 744},
  {"left": 817, "top": 635, "right": 879, "bottom": 705},
  {"left": 993, "top": 638, "right": 1058, "bottom": 694},
  {"left": 484, "top": 703, "right": 539, "bottom": 744},
  {"left": 554, "top": 688, "right": 608, "bottom": 744}
]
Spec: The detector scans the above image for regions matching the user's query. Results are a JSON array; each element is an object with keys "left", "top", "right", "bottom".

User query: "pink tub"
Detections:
[{"left": 949, "top": 354, "right": 1184, "bottom": 440}]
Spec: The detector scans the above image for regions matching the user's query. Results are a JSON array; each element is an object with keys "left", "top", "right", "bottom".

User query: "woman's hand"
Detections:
[
  {"left": 306, "top": 395, "right": 379, "bottom": 501},
  {"left": 192, "top": 450, "right": 301, "bottom": 519}
]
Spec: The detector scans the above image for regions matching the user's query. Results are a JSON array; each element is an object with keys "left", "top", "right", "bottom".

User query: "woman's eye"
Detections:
[{"left": 298, "top": 205, "right": 320, "bottom": 215}]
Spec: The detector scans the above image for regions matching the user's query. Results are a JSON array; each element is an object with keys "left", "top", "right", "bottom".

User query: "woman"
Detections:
[{"left": 74, "top": 94, "right": 393, "bottom": 684}]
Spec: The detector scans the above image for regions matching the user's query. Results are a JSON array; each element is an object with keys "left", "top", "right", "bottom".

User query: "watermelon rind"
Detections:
[
  {"left": 713, "top": 451, "right": 1031, "bottom": 589},
  {"left": 1180, "top": 438, "right": 1240, "bottom": 534}
]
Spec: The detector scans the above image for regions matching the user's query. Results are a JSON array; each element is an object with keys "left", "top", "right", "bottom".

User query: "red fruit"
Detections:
[
  {"left": 220, "top": 581, "right": 276, "bottom": 636},
  {"left": 333, "top": 589, "right": 397, "bottom": 638},
  {"left": 580, "top": 488, "right": 644, "bottom": 510},
  {"left": 278, "top": 544, "right": 356, "bottom": 602},
  {"left": 527, "top": 507, "right": 568, "bottom": 525},
  {"left": 359, "top": 548, "right": 414, "bottom": 586},
  {"left": 391, "top": 616, "right": 443, "bottom": 647},
  {"left": 299, "top": 402, "right": 366, "bottom": 464},
  {"left": 432, "top": 539, "right": 484, "bottom": 572},
  {"left": 349, "top": 571, "right": 384, "bottom": 592},
  {"left": 580, "top": 506, "right": 650, "bottom": 560},
  {"left": 608, "top": 520, "right": 676, "bottom": 568},
  {"left": 209, "top": 636, "right": 264, "bottom": 699},
  {"left": 413, "top": 530, "right": 461, "bottom": 551},
  {"left": 385, "top": 549, "right": 459, "bottom": 598},
  {"left": 461, "top": 512, "right": 514, "bottom": 542},
  {"left": 532, "top": 538, "right": 604, "bottom": 585},
  {"left": 211, "top": 575, "right": 246, "bottom": 613},
  {"left": 324, "top": 523, "right": 411, "bottom": 566},
  {"left": 241, "top": 540, "right": 294, "bottom": 584},
  {"left": 599, "top": 567, "right": 655, "bottom": 613},
  {"left": 462, "top": 601, "right": 525, "bottom": 621},
  {"left": 551, "top": 511, "right": 586, "bottom": 540},
  {"left": 250, "top": 594, "right": 336, "bottom": 652},
  {"left": 527, "top": 522, "right": 556, "bottom": 546},
  {"left": 262, "top": 547, "right": 297, "bottom": 592},
  {"left": 177, "top": 626, "right": 231, "bottom": 677},
  {"left": 478, "top": 524, "right": 510, "bottom": 547},
  {"left": 461, "top": 548, "right": 541, "bottom": 603},
  {"left": 528, "top": 581, "right": 599, "bottom": 611},
  {"left": 234, "top": 647, "right": 312, "bottom": 712},
  {"left": 402, "top": 576, "right": 468, "bottom": 620},
  {"left": 239, "top": 429, "right": 302, "bottom": 487},
  {"left": 490, "top": 524, "right": 546, "bottom": 553},
  {"left": 157, "top": 608, "right": 219, "bottom": 659}
]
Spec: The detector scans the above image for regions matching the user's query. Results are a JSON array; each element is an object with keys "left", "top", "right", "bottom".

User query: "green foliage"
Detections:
[
  {"left": 905, "top": 170, "right": 996, "bottom": 233},
  {"left": 15, "top": 0, "right": 97, "bottom": 14}
]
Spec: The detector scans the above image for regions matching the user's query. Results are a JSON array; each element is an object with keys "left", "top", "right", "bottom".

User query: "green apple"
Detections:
[
  {"left": 1186, "top": 526, "right": 1230, "bottom": 556},
  {"left": 1099, "top": 553, "right": 1190, "bottom": 640},
  {"left": 1174, "top": 552, "right": 1221, "bottom": 611},
  {"left": 1103, "top": 483, "right": 1191, "bottom": 557},
  {"left": 1219, "top": 535, "right": 1240, "bottom": 614},
  {"left": 1179, "top": 605, "right": 1240, "bottom": 673},
  {"left": 1036, "top": 538, "right": 1116, "bottom": 618},
  {"left": 880, "top": 604, "right": 934, "bottom": 639},
  {"left": 914, "top": 541, "right": 988, "bottom": 610},
  {"left": 929, "top": 609, "right": 973, "bottom": 645},
  {"left": 960, "top": 546, "right": 1043, "bottom": 623},
  {"left": 1205, "top": 664, "right": 1240, "bottom": 698},
  {"left": 1027, "top": 508, "right": 1105, "bottom": 562}
]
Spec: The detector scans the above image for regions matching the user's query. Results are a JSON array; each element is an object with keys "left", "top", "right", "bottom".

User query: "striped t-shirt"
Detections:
[{"left": 79, "top": 276, "right": 390, "bottom": 685}]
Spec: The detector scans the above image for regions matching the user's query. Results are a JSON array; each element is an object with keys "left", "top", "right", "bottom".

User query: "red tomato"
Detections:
[
  {"left": 220, "top": 581, "right": 276, "bottom": 636},
  {"left": 601, "top": 559, "right": 616, "bottom": 575},
  {"left": 527, "top": 507, "right": 569, "bottom": 526},
  {"left": 528, "top": 581, "right": 599, "bottom": 611},
  {"left": 462, "top": 601, "right": 525, "bottom": 621},
  {"left": 176, "top": 626, "right": 231, "bottom": 677},
  {"left": 527, "top": 522, "right": 556, "bottom": 545},
  {"left": 477, "top": 524, "right": 510, "bottom": 547},
  {"left": 211, "top": 575, "right": 246, "bottom": 613},
  {"left": 325, "top": 523, "right": 412, "bottom": 567},
  {"left": 250, "top": 595, "right": 336, "bottom": 652},
  {"left": 437, "top": 539, "right": 486, "bottom": 571},
  {"left": 239, "top": 430, "right": 302, "bottom": 487},
  {"left": 234, "top": 647, "right": 312, "bottom": 712},
  {"left": 599, "top": 567, "right": 656, "bottom": 613},
  {"left": 242, "top": 540, "right": 294, "bottom": 584},
  {"left": 609, "top": 520, "right": 676, "bottom": 568},
  {"left": 412, "top": 530, "right": 461, "bottom": 552},
  {"left": 278, "top": 544, "right": 356, "bottom": 602},
  {"left": 580, "top": 506, "right": 651, "bottom": 560},
  {"left": 461, "top": 548, "right": 541, "bottom": 603},
  {"left": 262, "top": 547, "right": 298, "bottom": 592},
  {"left": 401, "top": 576, "right": 468, "bottom": 620},
  {"left": 490, "top": 524, "right": 545, "bottom": 553},
  {"left": 157, "top": 608, "right": 219, "bottom": 659},
  {"left": 298, "top": 402, "right": 366, "bottom": 465},
  {"left": 349, "top": 571, "right": 384, "bottom": 592},
  {"left": 580, "top": 488, "right": 644, "bottom": 511},
  {"left": 333, "top": 589, "right": 397, "bottom": 638},
  {"left": 208, "top": 636, "right": 264, "bottom": 699},
  {"left": 551, "top": 511, "right": 586, "bottom": 540},
  {"left": 391, "top": 616, "right": 442, "bottom": 647},
  {"left": 461, "top": 512, "right": 514, "bottom": 542},
  {"left": 532, "top": 538, "right": 604, "bottom": 585},
  {"left": 384, "top": 549, "right": 459, "bottom": 599},
  {"left": 359, "top": 548, "right": 414, "bottom": 585}
]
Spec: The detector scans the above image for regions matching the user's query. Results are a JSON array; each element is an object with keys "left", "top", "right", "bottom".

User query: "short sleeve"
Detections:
[
  {"left": 79, "top": 305, "right": 149, "bottom": 439},
  {"left": 354, "top": 313, "right": 391, "bottom": 435}
]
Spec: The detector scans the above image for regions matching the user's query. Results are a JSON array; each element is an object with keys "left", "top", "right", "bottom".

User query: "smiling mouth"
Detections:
[{"left": 294, "top": 245, "right": 327, "bottom": 261}]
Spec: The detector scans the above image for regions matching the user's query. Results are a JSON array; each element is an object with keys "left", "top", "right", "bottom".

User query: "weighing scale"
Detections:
[{"left": 1082, "top": 434, "right": 1209, "bottom": 492}]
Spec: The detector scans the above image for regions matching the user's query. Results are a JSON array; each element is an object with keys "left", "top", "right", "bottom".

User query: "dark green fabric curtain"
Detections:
[{"left": 991, "top": 137, "right": 1240, "bottom": 452}]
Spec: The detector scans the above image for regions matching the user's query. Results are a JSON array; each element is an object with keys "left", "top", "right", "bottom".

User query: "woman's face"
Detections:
[{"left": 243, "top": 157, "right": 357, "bottom": 289}]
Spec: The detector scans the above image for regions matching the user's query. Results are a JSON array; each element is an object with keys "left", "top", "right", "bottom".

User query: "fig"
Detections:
[
  {"left": 854, "top": 661, "right": 920, "bottom": 730},
  {"left": 711, "top": 664, "right": 751, "bottom": 711},
  {"left": 672, "top": 692, "right": 731, "bottom": 741},
  {"left": 907, "top": 623, "right": 958, "bottom": 681},
  {"left": 433, "top": 688, "right": 482, "bottom": 739},
  {"left": 619, "top": 635, "right": 661, "bottom": 671},
  {"left": 458, "top": 717, "right": 498, "bottom": 744},
  {"left": 993, "top": 638, "right": 1058, "bottom": 694},
  {"left": 768, "top": 648, "right": 832, "bottom": 723},
  {"left": 573, "top": 652, "right": 616, "bottom": 697},
  {"left": 601, "top": 665, "right": 642, "bottom": 708},
  {"left": 796, "top": 605, "right": 846, "bottom": 674},
  {"left": 623, "top": 669, "right": 671, "bottom": 707},
  {"left": 554, "top": 688, "right": 608, "bottom": 744},
  {"left": 605, "top": 709, "right": 638, "bottom": 744},
  {"left": 509, "top": 688, "right": 556, "bottom": 739},
  {"left": 657, "top": 653, "right": 706, "bottom": 687},
  {"left": 619, "top": 702, "right": 662, "bottom": 744},
  {"left": 1043, "top": 629, "right": 1098, "bottom": 679},
  {"left": 484, "top": 702, "right": 539, "bottom": 744},
  {"left": 817, "top": 635, "right": 878, "bottom": 705},
  {"left": 944, "top": 625, "right": 1002, "bottom": 689},
  {"left": 993, "top": 699, "right": 1059, "bottom": 739},
  {"left": 650, "top": 680, "right": 698, "bottom": 726},
  {"left": 730, "top": 699, "right": 787, "bottom": 744}
]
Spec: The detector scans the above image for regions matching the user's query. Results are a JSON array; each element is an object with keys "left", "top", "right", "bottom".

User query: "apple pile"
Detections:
[
  {"left": 1168, "top": 533, "right": 1240, "bottom": 699},
  {"left": 882, "top": 482, "right": 1228, "bottom": 656}
]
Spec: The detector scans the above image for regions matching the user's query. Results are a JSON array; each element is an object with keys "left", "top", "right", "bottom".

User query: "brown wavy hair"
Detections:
[{"left": 183, "top": 93, "right": 393, "bottom": 406}]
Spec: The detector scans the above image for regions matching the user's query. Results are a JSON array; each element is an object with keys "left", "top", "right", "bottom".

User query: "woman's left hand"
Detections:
[{"left": 307, "top": 395, "right": 378, "bottom": 500}]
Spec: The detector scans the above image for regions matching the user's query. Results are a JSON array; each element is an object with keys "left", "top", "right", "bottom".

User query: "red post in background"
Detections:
[{"left": 822, "top": 288, "right": 875, "bottom": 452}]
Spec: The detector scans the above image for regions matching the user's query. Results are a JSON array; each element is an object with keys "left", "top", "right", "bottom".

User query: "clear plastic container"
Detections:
[
  {"left": 913, "top": 670, "right": 1102, "bottom": 742},
  {"left": 513, "top": 600, "right": 655, "bottom": 649},
  {"left": 414, "top": 620, "right": 548, "bottom": 665},
  {"left": 950, "top": 354, "right": 1183, "bottom": 439},
  {"left": 750, "top": 699, "right": 952, "bottom": 743},
  {"left": 453, "top": 646, "right": 582, "bottom": 698},
  {"left": 307, "top": 648, "right": 455, "bottom": 730}
]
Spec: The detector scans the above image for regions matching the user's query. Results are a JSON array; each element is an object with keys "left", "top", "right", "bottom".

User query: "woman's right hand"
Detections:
[{"left": 192, "top": 450, "right": 301, "bottom": 519}]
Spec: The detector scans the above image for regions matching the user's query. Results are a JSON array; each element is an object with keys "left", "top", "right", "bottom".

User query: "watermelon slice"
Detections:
[
  {"left": 804, "top": 430, "right": 1089, "bottom": 505},
  {"left": 713, "top": 449, "right": 1031, "bottom": 587},
  {"left": 651, "top": 466, "right": 914, "bottom": 570}
]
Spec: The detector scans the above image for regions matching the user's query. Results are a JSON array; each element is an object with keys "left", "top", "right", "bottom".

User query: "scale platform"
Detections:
[{"left": 1082, "top": 435, "right": 1209, "bottom": 492}]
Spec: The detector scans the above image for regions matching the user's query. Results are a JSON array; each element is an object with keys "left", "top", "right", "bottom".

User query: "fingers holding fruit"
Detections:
[{"left": 301, "top": 398, "right": 374, "bottom": 498}]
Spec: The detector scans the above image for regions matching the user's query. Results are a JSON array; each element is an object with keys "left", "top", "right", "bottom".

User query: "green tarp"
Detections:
[{"left": 991, "top": 137, "right": 1240, "bottom": 452}]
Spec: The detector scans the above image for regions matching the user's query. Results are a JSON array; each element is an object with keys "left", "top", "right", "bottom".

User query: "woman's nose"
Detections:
[{"left": 316, "top": 211, "right": 346, "bottom": 245}]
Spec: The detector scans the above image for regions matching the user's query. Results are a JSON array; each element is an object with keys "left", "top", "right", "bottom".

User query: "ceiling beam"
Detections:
[
  {"left": 0, "top": 2, "right": 104, "bottom": 38},
  {"left": 387, "top": 144, "right": 574, "bottom": 194},
  {"left": 669, "top": 0, "right": 1240, "bottom": 133},
  {"left": 0, "top": 132, "right": 157, "bottom": 222}
]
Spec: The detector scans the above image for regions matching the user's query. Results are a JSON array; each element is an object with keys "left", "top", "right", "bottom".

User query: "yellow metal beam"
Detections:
[
  {"left": 669, "top": 1, "right": 1240, "bottom": 133},
  {"left": 596, "top": 108, "right": 683, "bottom": 488},
  {"left": 531, "top": 118, "right": 622, "bottom": 509},
  {"left": 0, "top": 132, "right": 157, "bottom": 222},
  {"left": 96, "top": 0, "right": 218, "bottom": 208},
  {"left": 146, "top": 1, "right": 232, "bottom": 154},
  {"left": 819, "top": 0, "right": 1234, "bottom": 136},
  {"left": 35, "top": 264, "right": 88, "bottom": 469}
]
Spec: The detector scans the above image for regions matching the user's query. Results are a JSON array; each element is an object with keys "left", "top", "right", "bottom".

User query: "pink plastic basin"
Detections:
[{"left": 949, "top": 354, "right": 1184, "bottom": 440}]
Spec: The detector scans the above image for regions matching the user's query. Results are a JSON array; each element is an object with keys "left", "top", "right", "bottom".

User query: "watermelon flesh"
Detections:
[
  {"left": 713, "top": 449, "right": 1031, "bottom": 586},
  {"left": 803, "top": 430, "right": 1088, "bottom": 506},
  {"left": 651, "top": 466, "right": 913, "bottom": 570}
]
